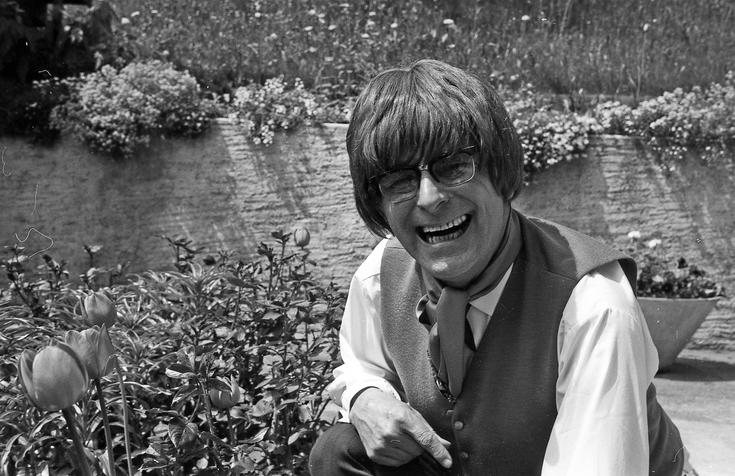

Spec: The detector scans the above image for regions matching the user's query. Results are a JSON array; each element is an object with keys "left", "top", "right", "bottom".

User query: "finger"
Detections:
[
  {"left": 384, "top": 436, "right": 423, "bottom": 458},
  {"left": 404, "top": 421, "right": 453, "bottom": 469},
  {"left": 437, "top": 435, "right": 451, "bottom": 448}
]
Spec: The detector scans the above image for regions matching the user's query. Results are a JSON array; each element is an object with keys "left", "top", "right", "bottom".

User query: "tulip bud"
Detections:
[
  {"left": 82, "top": 292, "right": 117, "bottom": 327},
  {"left": 17, "top": 343, "right": 89, "bottom": 411},
  {"left": 293, "top": 227, "right": 310, "bottom": 248},
  {"left": 208, "top": 375, "right": 242, "bottom": 410},
  {"left": 64, "top": 325, "right": 116, "bottom": 380}
]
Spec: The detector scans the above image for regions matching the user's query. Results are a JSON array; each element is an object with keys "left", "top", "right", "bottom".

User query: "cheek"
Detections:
[
  {"left": 383, "top": 204, "right": 416, "bottom": 240},
  {"left": 382, "top": 201, "right": 401, "bottom": 227}
]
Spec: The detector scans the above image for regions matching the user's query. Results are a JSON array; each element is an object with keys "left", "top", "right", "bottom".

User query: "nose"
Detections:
[{"left": 416, "top": 170, "right": 448, "bottom": 211}]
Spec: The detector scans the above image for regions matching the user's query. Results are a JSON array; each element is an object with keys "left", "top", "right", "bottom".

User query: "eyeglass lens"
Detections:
[{"left": 379, "top": 150, "right": 476, "bottom": 201}]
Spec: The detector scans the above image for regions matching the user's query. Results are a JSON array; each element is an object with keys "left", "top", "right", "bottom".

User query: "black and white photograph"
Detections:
[{"left": 1, "top": 1, "right": 733, "bottom": 475}]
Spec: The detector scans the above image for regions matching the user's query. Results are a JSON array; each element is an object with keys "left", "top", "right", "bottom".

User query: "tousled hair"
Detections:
[{"left": 346, "top": 59, "right": 524, "bottom": 237}]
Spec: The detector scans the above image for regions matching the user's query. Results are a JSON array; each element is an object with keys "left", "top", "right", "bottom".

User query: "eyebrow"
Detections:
[{"left": 374, "top": 145, "right": 478, "bottom": 179}]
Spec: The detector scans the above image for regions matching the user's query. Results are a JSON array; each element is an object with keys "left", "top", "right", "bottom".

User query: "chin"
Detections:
[{"left": 425, "top": 252, "right": 481, "bottom": 287}]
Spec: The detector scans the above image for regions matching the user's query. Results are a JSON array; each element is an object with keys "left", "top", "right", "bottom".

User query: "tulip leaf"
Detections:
[
  {"left": 287, "top": 430, "right": 303, "bottom": 446},
  {"left": 250, "top": 398, "right": 273, "bottom": 418},
  {"left": 309, "top": 351, "right": 333, "bottom": 361},
  {"left": 168, "top": 424, "right": 184, "bottom": 447},
  {"left": 165, "top": 368, "right": 195, "bottom": 379},
  {"left": 244, "top": 427, "right": 268, "bottom": 444},
  {"left": 1, "top": 433, "right": 24, "bottom": 471},
  {"left": 225, "top": 276, "right": 248, "bottom": 288},
  {"left": 232, "top": 457, "right": 256, "bottom": 473}
]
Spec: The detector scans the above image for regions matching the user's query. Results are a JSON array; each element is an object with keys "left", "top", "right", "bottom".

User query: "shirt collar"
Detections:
[{"left": 469, "top": 264, "right": 513, "bottom": 315}]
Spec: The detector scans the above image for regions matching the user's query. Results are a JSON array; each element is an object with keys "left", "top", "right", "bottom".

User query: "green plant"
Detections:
[
  {"left": 503, "top": 85, "right": 600, "bottom": 179},
  {"left": 228, "top": 76, "right": 319, "bottom": 146},
  {"left": 0, "top": 76, "right": 74, "bottom": 143},
  {"left": 51, "top": 60, "right": 216, "bottom": 158},
  {"left": 625, "top": 231, "right": 725, "bottom": 299},
  {"left": 593, "top": 72, "right": 735, "bottom": 167},
  {"left": 109, "top": 0, "right": 734, "bottom": 99},
  {"left": 1, "top": 231, "right": 344, "bottom": 474}
]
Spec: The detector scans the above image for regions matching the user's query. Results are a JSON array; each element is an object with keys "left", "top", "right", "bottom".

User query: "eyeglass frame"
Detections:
[{"left": 368, "top": 145, "right": 479, "bottom": 203}]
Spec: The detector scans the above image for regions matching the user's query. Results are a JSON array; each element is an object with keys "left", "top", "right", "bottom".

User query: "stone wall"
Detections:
[
  {"left": 2, "top": 122, "right": 733, "bottom": 349},
  {"left": 1, "top": 121, "right": 376, "bottom": 287}
]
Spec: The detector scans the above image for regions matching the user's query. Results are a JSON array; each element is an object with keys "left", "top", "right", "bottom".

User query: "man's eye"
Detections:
[
  {"left": 433, "top": 154, "right": 473, "bottom": 180},
  {"left": 381, "top": 172, "right": 417, "bottom": 192}
]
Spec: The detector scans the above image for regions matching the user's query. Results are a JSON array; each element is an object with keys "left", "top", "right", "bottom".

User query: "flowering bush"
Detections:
[
  {"left": 593, "top": 72, "right": 735, "bottom": 166},
  {"left": 625, "top": 231, "right": 725, "bottom": 299},
  {"left": 228, "top": 76, "right": 320, "bottom": 146},
  {"left": 51, "top": 60, "right": 216, "bottom": 158},
  {"left": 504, "top": 87, "right": 600, "bottom": 179}
]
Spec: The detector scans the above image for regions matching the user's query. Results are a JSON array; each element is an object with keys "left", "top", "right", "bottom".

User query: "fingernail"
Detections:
[{"left": 442, "top": 458, "right": 452, "bottom": 468}]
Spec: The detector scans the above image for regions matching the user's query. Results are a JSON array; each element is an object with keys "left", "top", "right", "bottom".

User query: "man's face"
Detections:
[{"left": 382, "top": 162, "right": 507, "bottom": 288}]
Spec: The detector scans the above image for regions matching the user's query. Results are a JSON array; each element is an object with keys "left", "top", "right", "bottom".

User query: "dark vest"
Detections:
[{"left": 380, "top": 211, "right": 684, "bottom": 475}]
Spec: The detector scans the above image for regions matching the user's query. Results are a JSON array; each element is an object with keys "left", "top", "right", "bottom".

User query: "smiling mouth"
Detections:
[{"left": 418, "top": 215, "right": 471, "bottom": 244}]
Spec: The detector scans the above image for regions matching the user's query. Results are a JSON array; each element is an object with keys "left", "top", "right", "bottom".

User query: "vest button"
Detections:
[
  {"left": 460, "top": 451, "right": 469, "bottom": 460},
  {"left": 453, "top": 420, "right": 464, "bottom": 431}
]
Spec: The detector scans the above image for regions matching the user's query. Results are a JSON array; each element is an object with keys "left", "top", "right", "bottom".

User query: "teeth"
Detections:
[
  {"left": 421, "top": 215, "right": 467, "bottom": 233},
  {"left": 426, "top": 229, "right": 464, "bottom": 244}
]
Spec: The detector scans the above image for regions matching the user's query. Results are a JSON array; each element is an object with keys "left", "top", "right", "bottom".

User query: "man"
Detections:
[{"left": 309, "top": 59, "right": 688, "bottom": 475}]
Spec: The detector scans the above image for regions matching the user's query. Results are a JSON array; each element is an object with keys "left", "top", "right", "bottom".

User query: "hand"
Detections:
[{"left": 349, "top": 388, "right": 453, "bottom": 468}]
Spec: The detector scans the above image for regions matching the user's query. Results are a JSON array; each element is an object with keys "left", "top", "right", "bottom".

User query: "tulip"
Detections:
[
  {"left": 17, "top": 343, "right": 89, "bottom": 411},
  {"left": 293, "top": 227, "right": 311, "bottom": 248},
  {"left": 208, "top": 376, "right": 241, "bottom": 443},
  {"left": 64, "top": 325, "right": 116, "bottom": 380},
  {"left": 208, "top": 375, "right": 242, "bottom": 410},
  {"left": 82, "top": 292, "right": 117, "bottom": 327},
  {"left": 65, "top": 325, "right": 117, "bottom": 472}
]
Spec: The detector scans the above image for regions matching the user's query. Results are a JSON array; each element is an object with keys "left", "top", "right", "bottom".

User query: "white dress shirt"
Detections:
[{"left": 327, "top": 238, "right": 661, "bottom": 475}]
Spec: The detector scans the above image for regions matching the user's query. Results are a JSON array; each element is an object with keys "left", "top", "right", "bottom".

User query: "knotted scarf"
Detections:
[{"left": 418, "top": 207, "right": 521, "bottom": 397}]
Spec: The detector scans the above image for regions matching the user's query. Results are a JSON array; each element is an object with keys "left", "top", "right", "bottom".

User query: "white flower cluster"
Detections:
[
  {"left": 230, "top": 76, "right": 318, "bottom": 146},
  {"left": 593, "top": 71, "right": 735, "bottom": 165},
  {"left": 511, "top": 107, "right": 594, "bottom": 178}
]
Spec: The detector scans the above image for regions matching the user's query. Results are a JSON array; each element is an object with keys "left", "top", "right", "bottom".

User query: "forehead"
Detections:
[{"left": 382, "top": 123, "right": 468, "bottom": 170}]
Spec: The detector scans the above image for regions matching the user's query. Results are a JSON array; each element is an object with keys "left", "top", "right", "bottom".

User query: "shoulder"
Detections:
[
  {"left": 518, "top": 212, "right": 636, "bottom": 287},
  {"left": 562, "top": 261, "right": 640, "bottom": 332},
  {"left": 557, "top": 261, "right": 658, "bottom": 388},
  {"left": 353, "top": 238, "right": 388, "bottom": 282}
]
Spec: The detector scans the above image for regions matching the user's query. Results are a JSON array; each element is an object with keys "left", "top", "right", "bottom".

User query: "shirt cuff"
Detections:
[{"left": 341, "top": 379, "right": 402, "bottom": 418}]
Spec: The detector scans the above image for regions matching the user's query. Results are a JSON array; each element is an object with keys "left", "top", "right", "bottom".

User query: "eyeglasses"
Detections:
[{"left": 370, "top": 145, "right": 478, "bottom": 203}]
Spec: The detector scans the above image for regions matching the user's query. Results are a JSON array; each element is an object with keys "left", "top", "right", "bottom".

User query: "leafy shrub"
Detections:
[
  {"left": 51, "top": 60, "right": 216, "bottom": 158},
  {"left": 593, "top": 72, "right": 735, "bottom": 166},
  {"left": 0, "top": 77, "right": 74, "bottom": 143},
  {"left": 1, "top": 231, "right": 345, "bottom": 474}
]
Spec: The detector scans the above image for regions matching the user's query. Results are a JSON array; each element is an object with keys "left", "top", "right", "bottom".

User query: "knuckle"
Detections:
[
  {"left": 413, "top": 429, "right": 435, "bottom": 447},
  {"left": 387, "top": 406, "right": 410, "bottom": 424}
]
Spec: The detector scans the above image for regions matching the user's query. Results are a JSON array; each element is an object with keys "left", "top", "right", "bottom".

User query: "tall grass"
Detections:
[{"left": 110, "top": 0, "right": 734, "bottom": 99}]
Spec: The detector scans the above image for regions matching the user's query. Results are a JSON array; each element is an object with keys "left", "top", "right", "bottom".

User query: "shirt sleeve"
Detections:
[
  {"left": 326, "top": 239, "right": 403, "bottom": 420},
  {"left": 542, "top": 261, "right": 659, "bottom": 476}
]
